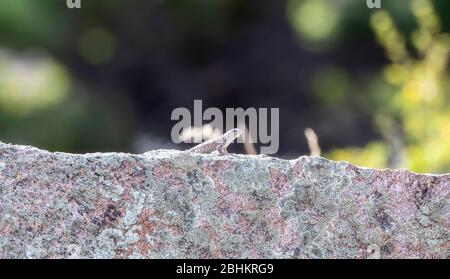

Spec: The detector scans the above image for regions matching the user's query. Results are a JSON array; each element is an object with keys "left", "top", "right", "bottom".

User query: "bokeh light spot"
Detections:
[
  {"left": 312, "top": 65, "right": 350, "bottom": 105},
  {"left": 287, "top": 0, "right": 338, "bottom": 43},
  {"left": 0, "top": 49, "right": 69, "bottom": 115},
  {"left": 78, "top": 27, "right": 117, "bottom": 65}
]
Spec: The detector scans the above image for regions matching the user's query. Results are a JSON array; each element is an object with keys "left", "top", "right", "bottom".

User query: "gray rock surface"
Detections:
[{"left": 0, "top": 142, "right": 448, "bottom": 258}]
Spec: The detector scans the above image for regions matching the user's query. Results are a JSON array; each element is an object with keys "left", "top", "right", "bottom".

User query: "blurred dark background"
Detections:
[{"left": 0, "top": 0, "right": 449, "bottom": 173}]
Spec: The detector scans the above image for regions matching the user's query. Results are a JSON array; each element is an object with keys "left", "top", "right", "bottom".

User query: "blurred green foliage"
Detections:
[
  {"left": 0, "top": 0, "right": 135, "bottom": 152},
  {"left": 325, "top": 0, "right": 450, "bottom": 173}
]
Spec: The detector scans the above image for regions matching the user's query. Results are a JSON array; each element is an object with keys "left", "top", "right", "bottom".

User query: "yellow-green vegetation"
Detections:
[{"left": 328, "top": 0, "right": 450, "bottom": 173}]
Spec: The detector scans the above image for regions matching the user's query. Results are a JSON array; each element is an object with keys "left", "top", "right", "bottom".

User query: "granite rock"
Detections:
[{"left": 0, "top": 142, "right": 448, "bottom": 259}]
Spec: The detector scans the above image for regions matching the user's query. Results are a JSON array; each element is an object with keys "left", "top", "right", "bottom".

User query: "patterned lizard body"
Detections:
[{"left": 188, "top": 128, "right": 242, "bottom": 155}]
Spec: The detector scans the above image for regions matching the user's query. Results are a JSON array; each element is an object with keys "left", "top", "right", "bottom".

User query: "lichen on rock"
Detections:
[{"left": 0, "top": 142, "right": 448, "bottom": 259}]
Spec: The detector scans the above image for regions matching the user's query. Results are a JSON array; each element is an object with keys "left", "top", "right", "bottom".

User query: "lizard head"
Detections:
[
  {"left": 227, "top": 128, "right": 242, "bottom": 138},
  {"left": 223, "top": 128, "right": 242, "bottom": 145}
]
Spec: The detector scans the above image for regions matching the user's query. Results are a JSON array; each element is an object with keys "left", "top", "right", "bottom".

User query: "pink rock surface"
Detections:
[{"left": 0, "top": 142, "right": 448, "bottom": 258}]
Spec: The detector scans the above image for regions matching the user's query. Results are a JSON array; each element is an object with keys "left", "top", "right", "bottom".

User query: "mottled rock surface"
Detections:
[{"left": 0, "top": 142, "right": 448, "bottom": 259}]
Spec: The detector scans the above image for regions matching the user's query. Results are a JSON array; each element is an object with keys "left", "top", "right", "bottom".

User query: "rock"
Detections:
[{"left": 0, "top": 142, "right": 448, "bottom": 259}]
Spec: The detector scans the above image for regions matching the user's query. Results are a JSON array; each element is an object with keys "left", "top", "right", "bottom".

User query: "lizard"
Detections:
[{"left": 188, "top": 128, "right": 242, "bottom": 155}]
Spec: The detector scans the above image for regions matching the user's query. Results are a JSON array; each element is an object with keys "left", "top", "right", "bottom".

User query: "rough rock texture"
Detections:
[{"left": 0, "top": 142, "right": 448, "bottom": 259}]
